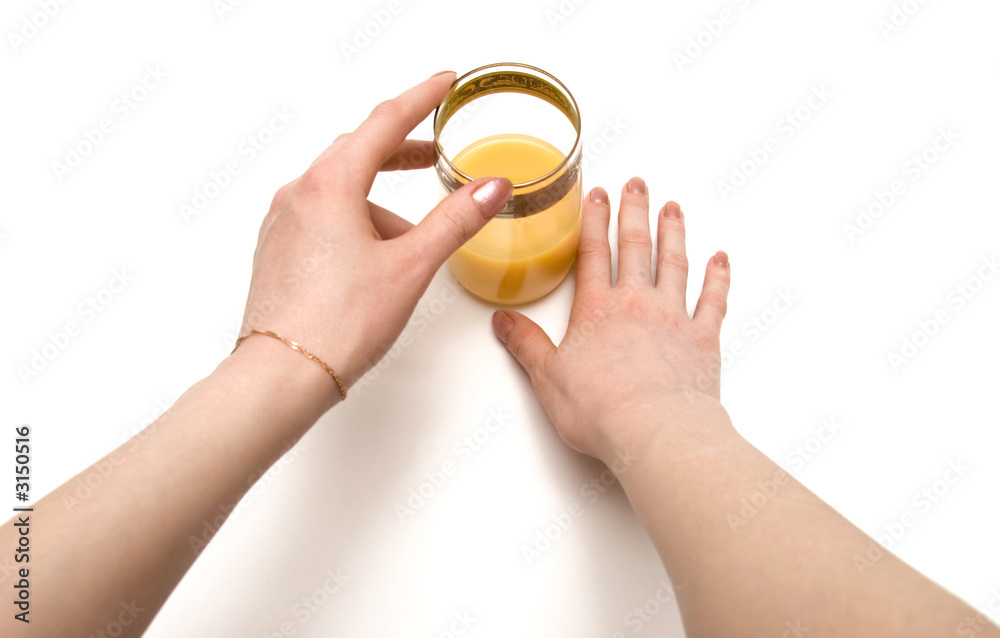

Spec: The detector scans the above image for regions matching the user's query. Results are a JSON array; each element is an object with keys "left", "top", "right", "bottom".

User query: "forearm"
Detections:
[
  {"left": 618, "top": 403, "right": 996, "bottom": 638},
  {"left": 4, "top": 337, "right": 334, "bottom": 637}
]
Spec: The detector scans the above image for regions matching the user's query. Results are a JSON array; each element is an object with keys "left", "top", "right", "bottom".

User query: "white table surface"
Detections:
[{"left": 5, "top": 1, "right": 999, "bottom": 635}]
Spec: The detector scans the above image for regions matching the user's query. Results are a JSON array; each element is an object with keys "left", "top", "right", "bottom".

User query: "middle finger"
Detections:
[{"left": 616, "top": 176, "right": 653, "bottom": 287}]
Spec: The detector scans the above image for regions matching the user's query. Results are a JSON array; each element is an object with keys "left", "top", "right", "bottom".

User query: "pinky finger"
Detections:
[{"left": 693, "top": 251, "right": 731, "bottom": 330}]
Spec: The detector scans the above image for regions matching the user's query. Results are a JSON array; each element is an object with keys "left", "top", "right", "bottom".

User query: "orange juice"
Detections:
[{"left": 447, "top": 134, "right": 582, "bottom": 304}]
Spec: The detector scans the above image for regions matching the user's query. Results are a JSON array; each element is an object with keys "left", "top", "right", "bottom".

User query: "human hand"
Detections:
[
  {"left": 491, "top": 177, "right": 734, "bottom": 465},
  {"left": 237, "top": 71, "right": 513, "bottom": 404}
]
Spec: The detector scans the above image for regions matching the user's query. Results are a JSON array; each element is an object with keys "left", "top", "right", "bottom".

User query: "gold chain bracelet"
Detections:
[{"left": 232, "top": 329, "right": 347, "bottom": 401}]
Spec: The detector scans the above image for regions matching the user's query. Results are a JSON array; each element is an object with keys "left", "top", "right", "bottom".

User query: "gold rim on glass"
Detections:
[{"left": 433, "top": 62, "right": 582, "bottom": 218}]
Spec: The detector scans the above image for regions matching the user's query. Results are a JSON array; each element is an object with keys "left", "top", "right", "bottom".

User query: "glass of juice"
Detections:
[{"left": 433, "top": 63, "right": 582, "bottom": 304}]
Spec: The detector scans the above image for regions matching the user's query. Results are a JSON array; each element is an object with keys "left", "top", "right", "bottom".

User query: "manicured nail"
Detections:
[
  {"left": 714, "top": 250, "right": 729, "bottom": 268},
  {"left": 590, "top": 187, "right": 609, "bottom": 205},
  {"left": 472, "top": 177, "right": 514, "bottom": 219},
  {"left": 662, "top": 201, "right": 682, "bottom": 219},
  {"left": 627, "top": 176, "right": 647, "bottom": 195},
  {"left": 492, "top": 310, "right": 514, "bottom": 344},
  {"left": 432, "top": 70, "right": 457, "bottom": 78}
]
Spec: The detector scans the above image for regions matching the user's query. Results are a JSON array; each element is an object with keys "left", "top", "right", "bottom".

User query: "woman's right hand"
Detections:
[{"left": 491, "top": 177, "right": 735, "bottom": 466}]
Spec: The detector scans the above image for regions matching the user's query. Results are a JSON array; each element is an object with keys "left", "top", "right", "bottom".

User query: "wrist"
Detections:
[
  {"left": 594, "top": 394, "right": 742, "bottom": 479},
  {"left": 221, "top": 333, "right": 342, "bottom": 417}
]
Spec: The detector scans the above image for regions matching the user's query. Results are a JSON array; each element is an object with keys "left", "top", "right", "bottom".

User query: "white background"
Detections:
[{"left": 4, "top": 0, "right": 1000, "bottom": 636}]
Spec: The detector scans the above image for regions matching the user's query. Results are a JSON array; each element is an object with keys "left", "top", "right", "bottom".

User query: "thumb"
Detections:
[
  {"left": 402, "top": 177, "right": 513, "bottom": 273},
  {"left": 492, "top": 310, "right": 555, "bottom": 378}
]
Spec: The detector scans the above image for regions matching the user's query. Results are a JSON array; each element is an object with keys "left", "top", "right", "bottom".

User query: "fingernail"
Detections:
[
  {"left": 492, "top": 310, "right": 514, "bottom": 344},
  {"left": 472, "top": 177, "right": 514, "bottom": 219},
  {"left": 662, "top": 201, "right": 682, "bottom": 219},
  {"left": 432, "top": 70, "right": 457, "bottom": 78},
  {"left": 714, "top": 250, "right": 729, "bottom": 268},
  {"left": 590, "top": 187, "right": 609, "bottom": 205},
  {"left": 627, "top": 176, "right": 647, "bottom": 195}
]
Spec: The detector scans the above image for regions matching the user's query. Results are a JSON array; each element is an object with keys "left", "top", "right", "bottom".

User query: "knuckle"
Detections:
[
  {"left": 700, "top": 291, "right": 729, "bottom": 318},
  {"left": 328, "top": 133, "right": 352, "bottom": 150},
  {"left": 618, "top": 229, "right": 652, "bottom": 248},
  {"left": 576, "top": 289, "right": 606, "bottom": 313},
  {"left": 660, "top": 308, "right": 685, "bottom": 330},
  {"left": 435, "top": 207, "right": 470, "bottom": 247},
  {"left": 508, "top": 330, "right": 530, "bottom": 366},
  {"left": 314, "top": 134, "right": 352, "bottom": 162},
  {"left": 622, "top": 290, "right": 652, "bottom": 317},
  {"left": 297, "top": 166, "right": 329, "bottom": 196},
  {"left": 662, "top": 216, "right": 687, "bottom": 233},
  {"left": 577, "top": 238, "right": 610, "bottom": 261},
  {"left": 691, "top": 327, "right": 720, "bottom": 353},
  {"left": 269, "top": 182, "right": 293, "bottom": 211},
  {"left": 658, "top": 252, "right": 689, "bottom": 274},
  {"left": 392, "top": 241, "right": 432, "bottom": 278},
  {"left": 369, "top": 98, "right": 407, "bottom": 123},
  {"left": 296, "top": 163, "right": 348, "bottom": 199}
]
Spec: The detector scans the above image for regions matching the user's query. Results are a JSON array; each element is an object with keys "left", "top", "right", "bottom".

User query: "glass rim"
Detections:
[{"left": 432, "top": 62, "right": 582, "bottom": 191}]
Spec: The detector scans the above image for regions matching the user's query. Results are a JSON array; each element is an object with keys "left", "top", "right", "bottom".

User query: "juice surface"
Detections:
[{"left": 448, "top": 134, "right": 581, "bottom": 304}]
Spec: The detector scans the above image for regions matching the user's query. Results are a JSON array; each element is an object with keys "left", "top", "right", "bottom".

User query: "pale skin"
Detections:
[
  {"left": 495, "top": 178, "right": 1000, "bottom": 637},
  {"left": 4, "top": 72, "right": 996, "bottom": 637}
]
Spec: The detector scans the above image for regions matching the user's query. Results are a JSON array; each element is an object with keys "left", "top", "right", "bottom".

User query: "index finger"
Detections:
[{"left": 343, "top": 71, "right": 456, "bottom": 190}]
